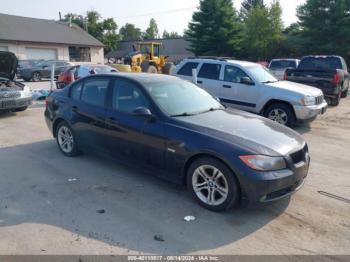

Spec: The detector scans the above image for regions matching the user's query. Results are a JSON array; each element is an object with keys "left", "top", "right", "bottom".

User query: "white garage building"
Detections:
[{"left": 0, "top": 13, "right": 104, "bottom": 63}]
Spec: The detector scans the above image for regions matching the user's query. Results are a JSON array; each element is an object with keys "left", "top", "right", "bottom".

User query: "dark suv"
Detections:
[{"left": 17, "top": 60, "right": 73, "bottom": 82}]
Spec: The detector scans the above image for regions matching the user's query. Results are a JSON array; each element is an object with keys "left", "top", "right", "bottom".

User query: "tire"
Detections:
[
  {"left": 341, "top": 88, "right": 349, "bottom": 98},
  {"left": 55, "top": 121, "right": 79, "bottom": 157},
  {"left": 162, "top": 62, "right": 176, "bottom": 75},
  {"left": 15, "top": 106, "right": 28, "bottom": 112},
  {"left": 264, "top": 102, "right": 296, "bottom": 127},
  {"left": 31, "top": 72, "right": 42, "bottom": 82},
  {"left": 141, "top": 62, "right": 158, "bottom": 73},
  {"left": 187, "top": 157, "right": 239, "bottom": 212},
  {"left": 330, "top": 91, "right": 341, "bottom": 106}
]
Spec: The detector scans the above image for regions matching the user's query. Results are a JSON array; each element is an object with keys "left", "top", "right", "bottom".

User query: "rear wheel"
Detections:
[
  {"left": 31, "top": 72, "right": 42, "bottom": 82},
  {"left": 141, "top": 62, "right": 158, "bottom": 73},
  {"left": 187, "top": 157, "right": 239, "bottom": 212},
  {"left": 264, "top": 102, "right": 296, "bottom": 127},
  {"left": 330, "top": 91, "right": 341, "bottom": 106},
  {"left": 162, "top": 62, "right": 176, "bottom": 75},
  {"left": 341, "top": 87, "right": 349, "bottom": 98},
  {"left": 56, "top": 122, "right": 79, "bottom": 157}
]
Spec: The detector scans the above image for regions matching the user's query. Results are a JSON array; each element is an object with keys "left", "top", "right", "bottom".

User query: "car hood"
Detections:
[
  {"left": 0, "top": 51, "right": 18, "bottom": 80},
  {"left": 176, "top": 109, "right": 305, "bottom": 156},
  {"left": 267, "top": 80, "right": 323, "bottom": 97}
]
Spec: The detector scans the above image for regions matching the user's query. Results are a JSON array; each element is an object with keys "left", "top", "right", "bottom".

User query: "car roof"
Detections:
[
  {"left": 83, "top": 72, "right": 180, "bottom": 85},
  {"left": 270, "top": 58, "right": 299, "bottom": 61},
  {"left": 183, "top": 58, "right": 259, "bottom": 67}
]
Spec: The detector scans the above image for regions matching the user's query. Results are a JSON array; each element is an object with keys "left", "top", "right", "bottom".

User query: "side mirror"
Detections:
[
  {"left": 89, "top": 69, "right": 95, "bottom": 75},
  {"left": 240, "top": 77, "right": 255, "bottom": 85},
  {"left": 133, "top": 107, "right": 153, "bottom": 118}
]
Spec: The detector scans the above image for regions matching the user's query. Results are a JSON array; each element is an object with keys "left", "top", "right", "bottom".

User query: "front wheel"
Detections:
[
  {"left": 15, "top": 106, "right": 28, "bottom": 112},
  {"left": 264, "top": 102, "right": 296, "bottom": 127},
  {"left": 56, "top": 122, "right": 79, "bottom": 157},
  {"left": 330, "top": 91, "right": 341, "bottom": 106},
  {"left": 187, "top": 157, "right": 239, "bottom": 211}
]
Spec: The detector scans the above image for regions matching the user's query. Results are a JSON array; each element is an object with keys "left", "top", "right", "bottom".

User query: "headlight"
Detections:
[
  {"left": 301, "top": 96, "right": 316, "bottom": 106},
  {"left": 239, "top": 155, "right": 287, "bottom": 171}
]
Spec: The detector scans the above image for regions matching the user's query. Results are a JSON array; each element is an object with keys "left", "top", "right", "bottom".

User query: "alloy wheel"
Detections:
[
  {"left": 268, "top": 108, "right": 288, "bottom": 125},
  {"left": 32, "top": 72, "right": 41, "bottom": 81},
  {"left": 57, "top": 126, "right": 74, "bottom": 153},
  {"left": 192, "top": 165, "right": 229, "bottom": 206}
]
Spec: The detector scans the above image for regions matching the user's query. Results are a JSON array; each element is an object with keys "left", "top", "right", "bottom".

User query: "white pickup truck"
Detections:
[{"left": 173, "top": 58, "right": 328, "bottom": 127}]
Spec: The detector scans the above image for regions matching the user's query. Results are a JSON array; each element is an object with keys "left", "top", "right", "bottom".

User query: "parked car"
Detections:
[
  {"left": 174, "top": 58, "right": 328, "bottom": 127},
  {"left": 45, "top": 73, "right": 310, "bottom": 211},
  {"left": 268, "top": 59, "right": 300, "bottom": 80},
  {"left": 285, "top": 55, "right": 350, "bottom": 106},
  {"left": 17, "top": 60, "right": 74, "bottom": 82},
  {"left": 0, "top": 51, "right": 32, "bottom": 112},
  {"left": 56, "top": 64, "right": 118, "bottom": 89}
]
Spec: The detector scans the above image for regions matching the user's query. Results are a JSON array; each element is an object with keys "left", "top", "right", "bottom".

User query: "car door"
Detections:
[
  {"left": 69, "top": 77, "right": 110, "bottom": 152},
  {"left": 196, "top": 63, "right": 223, "bottom": 98},
  {"left": 41, "top": 62, "right": 52, "bottom": 78},
  {"left": 221, "top": 65, "right": 259, "bottom": 112},
  {"left": 105, "top": 78, "right": 166, "bottom": 169}
]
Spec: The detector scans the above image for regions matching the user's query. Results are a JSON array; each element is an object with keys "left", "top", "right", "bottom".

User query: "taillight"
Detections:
[
  {"left": 332, "top": 72, "right": 341, "bottom": 86},
  {"left": 45, "top": 98, "right": 49, "bottom": 109},
  {"left": 283, "top": 71, "right": 288, "bottom": 80}
]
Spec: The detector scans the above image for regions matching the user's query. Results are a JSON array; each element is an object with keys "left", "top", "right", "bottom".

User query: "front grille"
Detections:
[
  {"left": 315, "top": 95, "right": 323, "bottom": 105},
  {"left": 290, "top": 145, "right": 308, "bottom": 164},
  {"left": 0, "top": 91, "right": 21, "bottom": 99}
]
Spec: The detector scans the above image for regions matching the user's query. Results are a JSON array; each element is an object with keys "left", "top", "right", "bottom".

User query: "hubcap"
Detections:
[
  {"left": 57, "top": 126, "right": 74, "bottom": 153},
  {"left": 33, "top": 73, "right": 40, "bottom": 81},
  {"left": 268, "top": 109, "right": 288, "bottom": 125},
  {"left": 192, "top": 165, "right": 229, "bottom": 206}
]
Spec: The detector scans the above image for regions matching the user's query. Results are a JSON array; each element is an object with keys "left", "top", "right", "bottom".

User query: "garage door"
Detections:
[
  {"left": 0, "top": 46, "right": 8, "bottom": 51},
  {"left": 26, "top": 48, "right": 57, "bottom": 60}
]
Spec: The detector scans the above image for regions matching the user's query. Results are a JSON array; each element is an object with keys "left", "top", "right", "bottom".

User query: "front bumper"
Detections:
[
  {"left": 293, "top": 101, "right": 328, "bottom": 122},
  {"left": 0, "top": 96, "right": 32, "bottom": 110},
  {"left": 237, "top": 146, "right": 310, "bottom": 203}
]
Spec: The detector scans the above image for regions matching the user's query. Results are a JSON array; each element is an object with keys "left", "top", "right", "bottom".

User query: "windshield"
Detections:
[
  {"left": 94, "top": 66, "right": 117, "bottom": 74},
  {"left": 246, "top": 66, "right": 278, "bottom": 83},
  {"left": 144, "top": 79, "right": 223, "bottom": 116},
  {"left": 269, "top": 60, "right": 297, "bottom": 69}
]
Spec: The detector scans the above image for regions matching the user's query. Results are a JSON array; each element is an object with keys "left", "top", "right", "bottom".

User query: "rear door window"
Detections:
[
  {"left": 198, "top": 63, "right": 221, "bottom": 80},
  {"left": 177, "top": 62, "right": 199, "bottom": 76},
  {"left": 81, "top": 78, "right": 109, "bottom": 107}
]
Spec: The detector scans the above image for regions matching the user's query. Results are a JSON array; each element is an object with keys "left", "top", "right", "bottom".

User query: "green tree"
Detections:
[
  {"left": 241, "top": 0, "right": 284, "bottom": 60},
  {"left": 185, "top": 0, "right": 243, "bottom": 57},
  {"left": 162, "top": 30, "right": 181, "bottom": 39},
  {"left": 297, "top": 0, "right": 350, "bottom": 60},
  {"left": 144, "top": 18, "right": 159, "bottom": 39},
  {"left": 63, "top": 11, "right": 119, "bottom": 53},
  {"left": 240, "top": 0, "right": 264, "bottom": 19},
  {"left": 119, "top": 23, "right": 142, "bottom": 41}
]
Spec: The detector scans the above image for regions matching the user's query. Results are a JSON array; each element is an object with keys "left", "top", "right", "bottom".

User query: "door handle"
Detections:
[
  {"left": 71, "top": 106, "right": 78, "bottom": 112},
  {"left": 223, "top": 85, "right": 232, "bottom": 88},
  {"left": 197, "top": 80, "right": 203, "bottom": 84}
]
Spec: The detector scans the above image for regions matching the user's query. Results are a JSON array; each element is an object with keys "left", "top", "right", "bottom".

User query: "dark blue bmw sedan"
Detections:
[{"left": 45, "top": 73, "right": 310, "bottom": 211}]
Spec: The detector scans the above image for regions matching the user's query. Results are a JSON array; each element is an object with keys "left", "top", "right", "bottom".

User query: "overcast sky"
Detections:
[{"left": 0, "top": 0, "right": 306, "bottom": 34}]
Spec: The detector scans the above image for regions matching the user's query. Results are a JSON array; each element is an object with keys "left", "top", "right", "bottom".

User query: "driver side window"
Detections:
[
  {"left": 224, "top": 65, "right": 249, "bottom": 83},
  {"left": 112, "top": 79, "right": 149, "bottom": 114}
]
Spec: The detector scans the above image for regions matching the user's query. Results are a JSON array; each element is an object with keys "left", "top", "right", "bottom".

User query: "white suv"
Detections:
[{"left": 173, "top": 58, "right": 328, "bottom": 127}]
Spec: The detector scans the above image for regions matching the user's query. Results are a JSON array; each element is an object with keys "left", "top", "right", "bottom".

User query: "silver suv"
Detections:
[{"left": 174, "top": 58, "right": 328, "bottom": 127}]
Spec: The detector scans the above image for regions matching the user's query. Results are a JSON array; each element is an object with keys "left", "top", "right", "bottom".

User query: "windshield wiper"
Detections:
[
  {"left": 262, "top": 80, "right": 278, "bottom": 84},
  {"left": 170, "top": 112, "right": 196, "bottom": 117}
]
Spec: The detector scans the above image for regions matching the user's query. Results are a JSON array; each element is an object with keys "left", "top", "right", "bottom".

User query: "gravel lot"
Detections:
[{"left": 0, "top": 81, "right": 349, "bottom": 255}]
